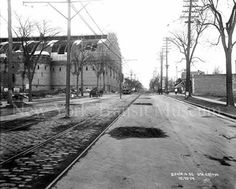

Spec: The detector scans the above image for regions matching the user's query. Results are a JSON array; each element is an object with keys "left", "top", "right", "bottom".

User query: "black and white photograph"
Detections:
[{"left": 0, "top": 0, "right": 236, "bottom": 188}]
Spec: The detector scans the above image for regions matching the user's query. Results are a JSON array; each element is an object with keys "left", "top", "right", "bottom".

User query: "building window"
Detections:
[
  {"left": 86, "top": 66, "right": 88, "bottom": 71},
  {"left": 12, "top": 74, "right": 15, "bottom": 83},
  {"left": 45, "top": 66, "right": 47, "bottom": 70},
  {"left": 53, "top": 67, "right": 55, "bottom": 71},
  {"left": 58, "top": 45, "right": 66, "bottom": 54},
  {"left": 37, "top": 65, "right": 40, "bottom": 69},
  {"left": 41, "top": 72, "right": 43, "bottom": 77},
  {"left": 93, "top": 66, "right": 95, "bottom": 70},
  {"left": 59, "top": 67, "right": 61, "bottom": 71}
]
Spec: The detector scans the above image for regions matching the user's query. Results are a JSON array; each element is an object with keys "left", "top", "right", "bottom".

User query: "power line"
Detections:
[
  {"left": 74, "top": 2, "right": 129, "bottom": 66},
  {"left": 22, "top": 0, "right": 89, "bottom": 118}
]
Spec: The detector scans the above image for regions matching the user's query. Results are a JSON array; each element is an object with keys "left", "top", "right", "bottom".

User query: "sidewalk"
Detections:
[
  {"left": 168, "top": 93, "right": 236, "bottom": 119},
  {"left": 0, "top": 94, "right": 113, "bottom": 122}
]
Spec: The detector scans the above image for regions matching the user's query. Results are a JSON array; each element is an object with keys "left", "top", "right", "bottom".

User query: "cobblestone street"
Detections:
[{"left": 0, "top": 94, "right": 138, "bottom": 188}]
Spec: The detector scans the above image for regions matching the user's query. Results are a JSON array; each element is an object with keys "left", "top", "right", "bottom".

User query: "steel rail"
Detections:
[
  {"left": 0, "top": 119, "right": 87, "bottom": 166},
  {"left": 0, "top": 95, "right": 139, "bottom": 166},
  {"left": 45, "top": 94, "right": 140, "bottom": 189}
]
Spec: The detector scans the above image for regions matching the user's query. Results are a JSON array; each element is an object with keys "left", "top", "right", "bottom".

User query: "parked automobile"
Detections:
[
  {"left": 122, "top": 89, "right": 131, "bottom": 94},
  {"left": 12, "top": 93, "right": 28, "bottom": 101},
  {"left": 89, "top": 88, "right": 103, "bottom": 97}
]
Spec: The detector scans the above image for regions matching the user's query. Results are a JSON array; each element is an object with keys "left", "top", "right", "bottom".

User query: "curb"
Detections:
[{"left": 165, "top": 95, "right": 236, "bottom": 120}]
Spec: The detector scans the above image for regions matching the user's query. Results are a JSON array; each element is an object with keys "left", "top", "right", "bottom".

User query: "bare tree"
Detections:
[
  {"left": 169, "top": 5, "right": 208, "bottom": 97},
  {"left": 89, "top": 44, "right": 110, "bottom": 90},
  {"left": 149, "top": 75, "right": 160, "bottom": 92},
  {"left": 71, "top": 41, "right": 93, "bottom": 96},
  {"left": 15, "top": 17, "right": 59, "bottom": 101},
  {"left": 201, "top": 0, "right": 236, "bottom": 106}
]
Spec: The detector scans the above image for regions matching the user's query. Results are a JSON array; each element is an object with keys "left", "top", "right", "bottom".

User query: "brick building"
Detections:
[
  {"left": 0, "top": 34, "right": 122, "bottom": 93},
  {"left": 192, "top": 74, "right": 236, "bottom": 96}
]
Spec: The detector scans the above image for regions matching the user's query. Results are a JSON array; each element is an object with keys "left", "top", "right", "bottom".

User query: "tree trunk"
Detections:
[
  {"left": 185, "top": 56, "right": 191, "bottom": 98},
  {"left": 80, "top": 67, "right": 84, "bottom": 96},
  {"left": 22, "top": 76, "right": 25, "bottom": 92},
  {"left": 96, "top": 75, "right": 99, "bottom": 89},
  {"left": 76, "top": 74, "right": 79, "bottom": 96},
  {"left": 225, "top": 49, "right": 234, "bottom": 106},
  {"left": 103, "top": 71, "right": 105, "bottom": 91},
  {"left": 28, "top": 80, "right": 32, "bottom": 102}
]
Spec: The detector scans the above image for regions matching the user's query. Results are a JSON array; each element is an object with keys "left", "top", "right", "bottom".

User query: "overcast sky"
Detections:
[{"left": 0, "top": 0, "right": 235, "bottom": 88}]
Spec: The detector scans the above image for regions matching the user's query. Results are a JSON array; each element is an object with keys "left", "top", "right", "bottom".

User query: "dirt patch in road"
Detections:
[
  {"left": 133, "top": 103, "right": 152, "bottom": 106},
  {"left": 228, "top": 125, "right": 236, "bottom": 128},
  {"left": 109, "top": 127, "right": 168, "bottom": 139},
  {"left": 204, "top": 155, "right": 236, "bottom": 166}
]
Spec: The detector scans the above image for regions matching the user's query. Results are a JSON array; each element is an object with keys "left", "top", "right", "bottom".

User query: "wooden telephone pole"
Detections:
[
  {"left": 160, "top": 50, "right": 163, "bottom": 93},
  {"left": 186, "top": 0, "right": 193, "bottom": 98},
  {"left": 162, "top": 37, "right": 171, "bottom": 93},
  {"left": 182, "top": 0, "right": 198, "bottom": 97},
  {"left": 7, "top": 0, "right": 13, "bottom": 105},
  {"left": 23, "top": 0, "right": 89, "bottom": 117}
]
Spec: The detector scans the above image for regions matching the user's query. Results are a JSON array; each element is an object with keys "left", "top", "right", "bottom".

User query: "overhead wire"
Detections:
[
  {"left": 71, "top": 4, "right": 130, "bottom": 71},
  {"left": 79, "top": 2, "right": 128, "bottom": 65}
]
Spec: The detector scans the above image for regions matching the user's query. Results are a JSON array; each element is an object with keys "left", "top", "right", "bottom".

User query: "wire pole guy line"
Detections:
[{"left": 23, "top": 0, "right": 89, "bottom": 118}]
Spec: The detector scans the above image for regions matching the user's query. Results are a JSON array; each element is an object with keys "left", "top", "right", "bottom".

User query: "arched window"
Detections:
[{"left": 58, "top": 44, "right": 66, "bottom": 54}]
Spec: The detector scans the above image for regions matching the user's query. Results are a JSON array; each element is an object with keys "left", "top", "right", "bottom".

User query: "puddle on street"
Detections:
[
  {"left": 133, "top": 103, "right": 152, "bottom": 106},
  {"left": 109, "top": 127, "right": 168, "bottom": 139}
]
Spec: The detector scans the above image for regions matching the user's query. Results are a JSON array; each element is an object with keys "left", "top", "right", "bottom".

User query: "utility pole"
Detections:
[
  {"left": 7, "top": 0, "right": 13, "bottom": 105},
  {"left": 181, "top": 0, "right": 198, "bottom": 98},
  {"left": 162, "top": 37, "right": 170, "bottom": 93},
  {"left": 23, "top": 0, "right": 89, "bottom": 117},
  {"left": 160, "top": 50, "right": 163, "bottom": 93},
  {"left": 165, "top": 37, "right": 169, "bottom": 93},
  {"left": 186, "top": 0, "right": 192, "bottom": 98},
  {"left": 65, "top": 0, "right": 71, "bottom": 117}
]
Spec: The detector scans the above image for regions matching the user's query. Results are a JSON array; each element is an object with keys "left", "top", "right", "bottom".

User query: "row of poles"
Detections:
[
  {"left": 6, "top": 0, "right": 123, "bottom": 118},
  {"left": 159, "top": 37, "right": 170, "bottom": 93},
  {"left": 159, "top": 0, "right": 195, "bottom": 96}
]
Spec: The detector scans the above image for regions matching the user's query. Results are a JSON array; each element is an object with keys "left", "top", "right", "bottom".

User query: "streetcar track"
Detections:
[
  {"left": 0, "top": 119, "right": 88, "bottom": 166},
  {"left": 0, "top": 94, "right": 139, "bottom": 189},
  {"left": 45, "top": 94, "right": 140, "bottom": 189}
]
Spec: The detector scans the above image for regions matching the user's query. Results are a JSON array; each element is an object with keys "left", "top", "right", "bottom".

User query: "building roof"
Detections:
[{"left": 0, "top": 35, "right": 107, "bottom": 43}]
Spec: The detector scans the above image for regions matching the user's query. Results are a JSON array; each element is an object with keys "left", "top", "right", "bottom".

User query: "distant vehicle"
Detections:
[
  {"left": 122, "top": 85, "right": 132, "bottom": 94},
  {"left": 122, "top": 89, "right": 131, "bottom": 94},
  {"left": 89, "top": 88, "right": 103, "bottom": 97},
  {"left": 12, "top": 93, "right": 28, "bottom": 101}
]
